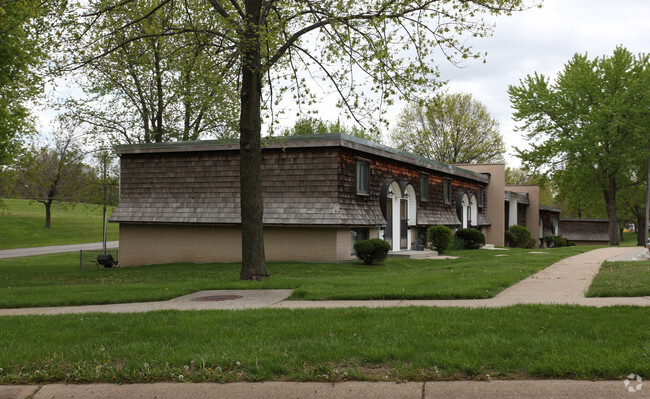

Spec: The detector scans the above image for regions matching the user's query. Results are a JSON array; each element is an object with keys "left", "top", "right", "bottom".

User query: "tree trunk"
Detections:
[
  {"left": 238, "top": 0, "right": 268, "bottom": 280},
  {"left": 606, "top": 177, "right": 619, "bottom": 245},
  {"left": 44, "top": 200, "right": 52, "bottom": 230},
  {"left": 636, "top": 213, "right": 645, "bottom": 246}
]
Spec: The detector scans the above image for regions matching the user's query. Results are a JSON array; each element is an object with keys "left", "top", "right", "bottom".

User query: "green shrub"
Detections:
[
  {"left": 508, "top": 225, "right": 536, "bottom": 248},
  {"left": 454, "top": 228, "right": 485, "bottom": 250},
  {"left": 544, "top": 235, "right": 574, "bottom": 248},
  {"left": 354, "top": 238, "right": 391, "bottom": 265},
  {"left": 504, "top": 231, "right": 516, "bottom": 247},
  {"left": 451, "top": 236, "right": 466, "bottom": 251},
  {"left": 427, "top": 225, "right": 453, "bottom": 253}
]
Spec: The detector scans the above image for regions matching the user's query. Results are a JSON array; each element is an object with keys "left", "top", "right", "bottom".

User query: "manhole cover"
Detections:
[{"left": 192, "top": 295, "right": 243, "bottom": 302}]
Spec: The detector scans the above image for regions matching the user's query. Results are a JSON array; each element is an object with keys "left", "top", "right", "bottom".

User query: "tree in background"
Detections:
[
  {"left": 0, "top": 0, "right": 65, "bottom": 166},
  {"left": 616, "top": 155, "right": 649, "bottom": 245},
  {"left": 61, "top": 0, "right": 240, "bottom": 144},
  {"left": 509, "top": 47, "right": 650, "bottom": 245},
  {"left": 281, "top": 117, "right": 382, "bottom": 143},
  {"left": 10, "top": 131, "right": 87, "bottom": 229},
  {"left": 391, "top": 93, "right": 505, "bottom": 164},
  {"left": 552, "top": 166, "right": 605, "bottom": 219},
  {"left": 71, "top": 0, "right": 531, "bottom": 279}
]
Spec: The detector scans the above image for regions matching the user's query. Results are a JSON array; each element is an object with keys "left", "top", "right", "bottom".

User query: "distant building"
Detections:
[
  {"left": 539, "top": 205, "right": 562, "bottom": 245},
  {"left": 559, "top": 218, "right": 609, "bottom": 246}
]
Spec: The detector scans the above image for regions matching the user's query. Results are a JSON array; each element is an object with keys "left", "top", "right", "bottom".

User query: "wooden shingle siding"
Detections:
[
  {"left": 112, "top": 146, "right": 387, "bottom": 226},
  {"left": 337, "top": 147, "right": 488, "bottom": 227},
  {"left": 111, "top": 134, "right": 491, "bottom": 229}
]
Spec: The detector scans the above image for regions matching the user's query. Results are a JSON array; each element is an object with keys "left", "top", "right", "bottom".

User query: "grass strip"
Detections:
[
  {"left": 0, "top": 305, "right": 648, "bottom": 384},
  {"left": 0, "top": 199, "right": 118, "bottom": 249},
  {"left": 0, "top": 247, "right": 596, "bottom": 308},
  {"left": 587, "top": 260, "right": 650, "bottom": 297}
]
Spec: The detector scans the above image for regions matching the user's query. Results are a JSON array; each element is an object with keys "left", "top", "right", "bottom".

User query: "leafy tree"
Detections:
[
  {"left": 552, "top": 165, "right": 605, "bottom": 219},
  {"left": 281, "top": 117, "right": 382, "bottom": 143},
  {"left": 61, "top": 0, "right": 239, "bottom": 144},
  {"left": 616, "top": 157, "right": 648, "bottom": 245},
  {"left": 73, "top": 0, "right": 530, "bottom": 279},
  {"left": 509, "top": 47, "right": 650, "bottom": 245},
  {"left": 391, "top": 93, "right": 505, "bottom": 164},
  {"left": 0, "top": 0, "right": 65, "bottom": 165},
  {"left": 10, "top": 132, "right": 87, "bottom": 229}
]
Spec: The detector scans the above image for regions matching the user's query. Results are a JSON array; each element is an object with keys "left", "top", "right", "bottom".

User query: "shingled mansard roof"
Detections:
[{"left": 110, "top": 133, "right": 489, "bottom": 226}]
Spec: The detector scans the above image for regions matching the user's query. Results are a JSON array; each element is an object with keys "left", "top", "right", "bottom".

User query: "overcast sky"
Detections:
[{"left": 434, "top": 0, "right": 650, "bottom": 166}]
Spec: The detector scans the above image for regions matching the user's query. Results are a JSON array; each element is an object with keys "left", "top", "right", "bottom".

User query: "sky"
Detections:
[
  {"left": 37, "top": 0, "right": 650, "bottom": 167},
  {"left": 431, "top": 0, "right": 650, "bottom": 166}
]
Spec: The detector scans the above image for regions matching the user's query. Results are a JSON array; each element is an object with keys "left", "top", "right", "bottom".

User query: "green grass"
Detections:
[
  {"left": 587, "top": 260, "right": 650, "bottom": 297},
  {"left": 0, "top": 199, "right": 118, "bottom": 249},
  {"left": 619, "top": 231, "right": 640, "bottom": 247},
  {"left": 0, "top": 306, "right": 648, "bottom": 384},
  {"left": 0, "top": 246, "right": 597, "bottom": 308}
]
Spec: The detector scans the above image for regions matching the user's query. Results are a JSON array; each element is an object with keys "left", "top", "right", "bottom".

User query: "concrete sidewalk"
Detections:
[
  {"left": 0, "top": 241, "right": 119, "bottom": 259},
  {"left": 2, "top": 380, "right": 646, "bottom": 399}
]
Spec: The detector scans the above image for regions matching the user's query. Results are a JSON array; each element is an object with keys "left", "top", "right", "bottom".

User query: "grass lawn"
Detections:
[
  {"left": 0, "top": 199, "right": 118, "bottom": 249},
  {"left": 619, "top": 231, "right": 641, "bottom": 247},
  {"left": 0, "top": 305, "right": 648, "bottom": 384},
  {"left": 587, "top": 260, "right": 650, "bottom": 297},
  {"left": 0, "top": 246, "right": 598, "bottom": 308}
]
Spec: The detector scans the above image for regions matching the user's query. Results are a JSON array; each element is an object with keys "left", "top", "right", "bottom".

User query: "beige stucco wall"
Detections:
[
  {"left": 453, "top": 164, "right": 506, "bottom": 247},
  {"left": 118, "top": 224, "right": 355, "bottom": 267},
  {"left": 506, "top": 184, "right": 540, "bottom": 248}
]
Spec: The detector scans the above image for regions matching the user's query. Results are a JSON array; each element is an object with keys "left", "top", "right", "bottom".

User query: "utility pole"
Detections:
[{"left": 101, "top": 151, "right": 108, "bottom": 255}]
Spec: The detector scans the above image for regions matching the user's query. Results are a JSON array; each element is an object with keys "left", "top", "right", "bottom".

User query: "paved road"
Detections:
[{"left": 0, "top": 241, "right": 119, "bottom": 259}]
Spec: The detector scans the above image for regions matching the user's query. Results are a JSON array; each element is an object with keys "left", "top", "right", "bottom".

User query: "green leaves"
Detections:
[
  {"left": 509, "top": 46, "right": 650, "bottom": 237},
  {"left": 0, "top": 0, "right": 64, "bottom": 165},
  {"left": 390, "top": 92, "right": 506, "bottom": 164}
]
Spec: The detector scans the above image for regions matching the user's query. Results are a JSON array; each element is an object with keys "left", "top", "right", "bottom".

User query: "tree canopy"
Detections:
[
  {"left": 390, "top": 93, "right": 505, "bottom": 164},
  {"left": 281, "top": 117, "right": 382, "bottom": 143},
  {"left": 9, "top": 131, "right": 87, "bottom": 229},
  {"left": 509, "top": 46, "right": 650, "bottom": 245},
  {"left": 61, "top": 0, "right": 240, "bottom": 144},
  {"left": 0, "top": 0, "right": 64, "bottom": 165},
  {"left": 70, "top": 0, "right": 532, "bottom": 279}
]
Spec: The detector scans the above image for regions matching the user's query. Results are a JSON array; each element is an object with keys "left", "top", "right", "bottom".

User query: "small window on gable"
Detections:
[
  {"left": 444, "top": 178, "right": 451, "bottom": 204},
  {"left": 356, "top": 160, "right": 370, "bottom": 195},
  {"left": 420, "top": 173, "right": 429, "bottom": 201}
]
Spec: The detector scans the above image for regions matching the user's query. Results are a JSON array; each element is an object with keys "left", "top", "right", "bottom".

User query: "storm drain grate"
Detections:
[{"left": 192, "top": 295, "right": 243, "bottom": 302}]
